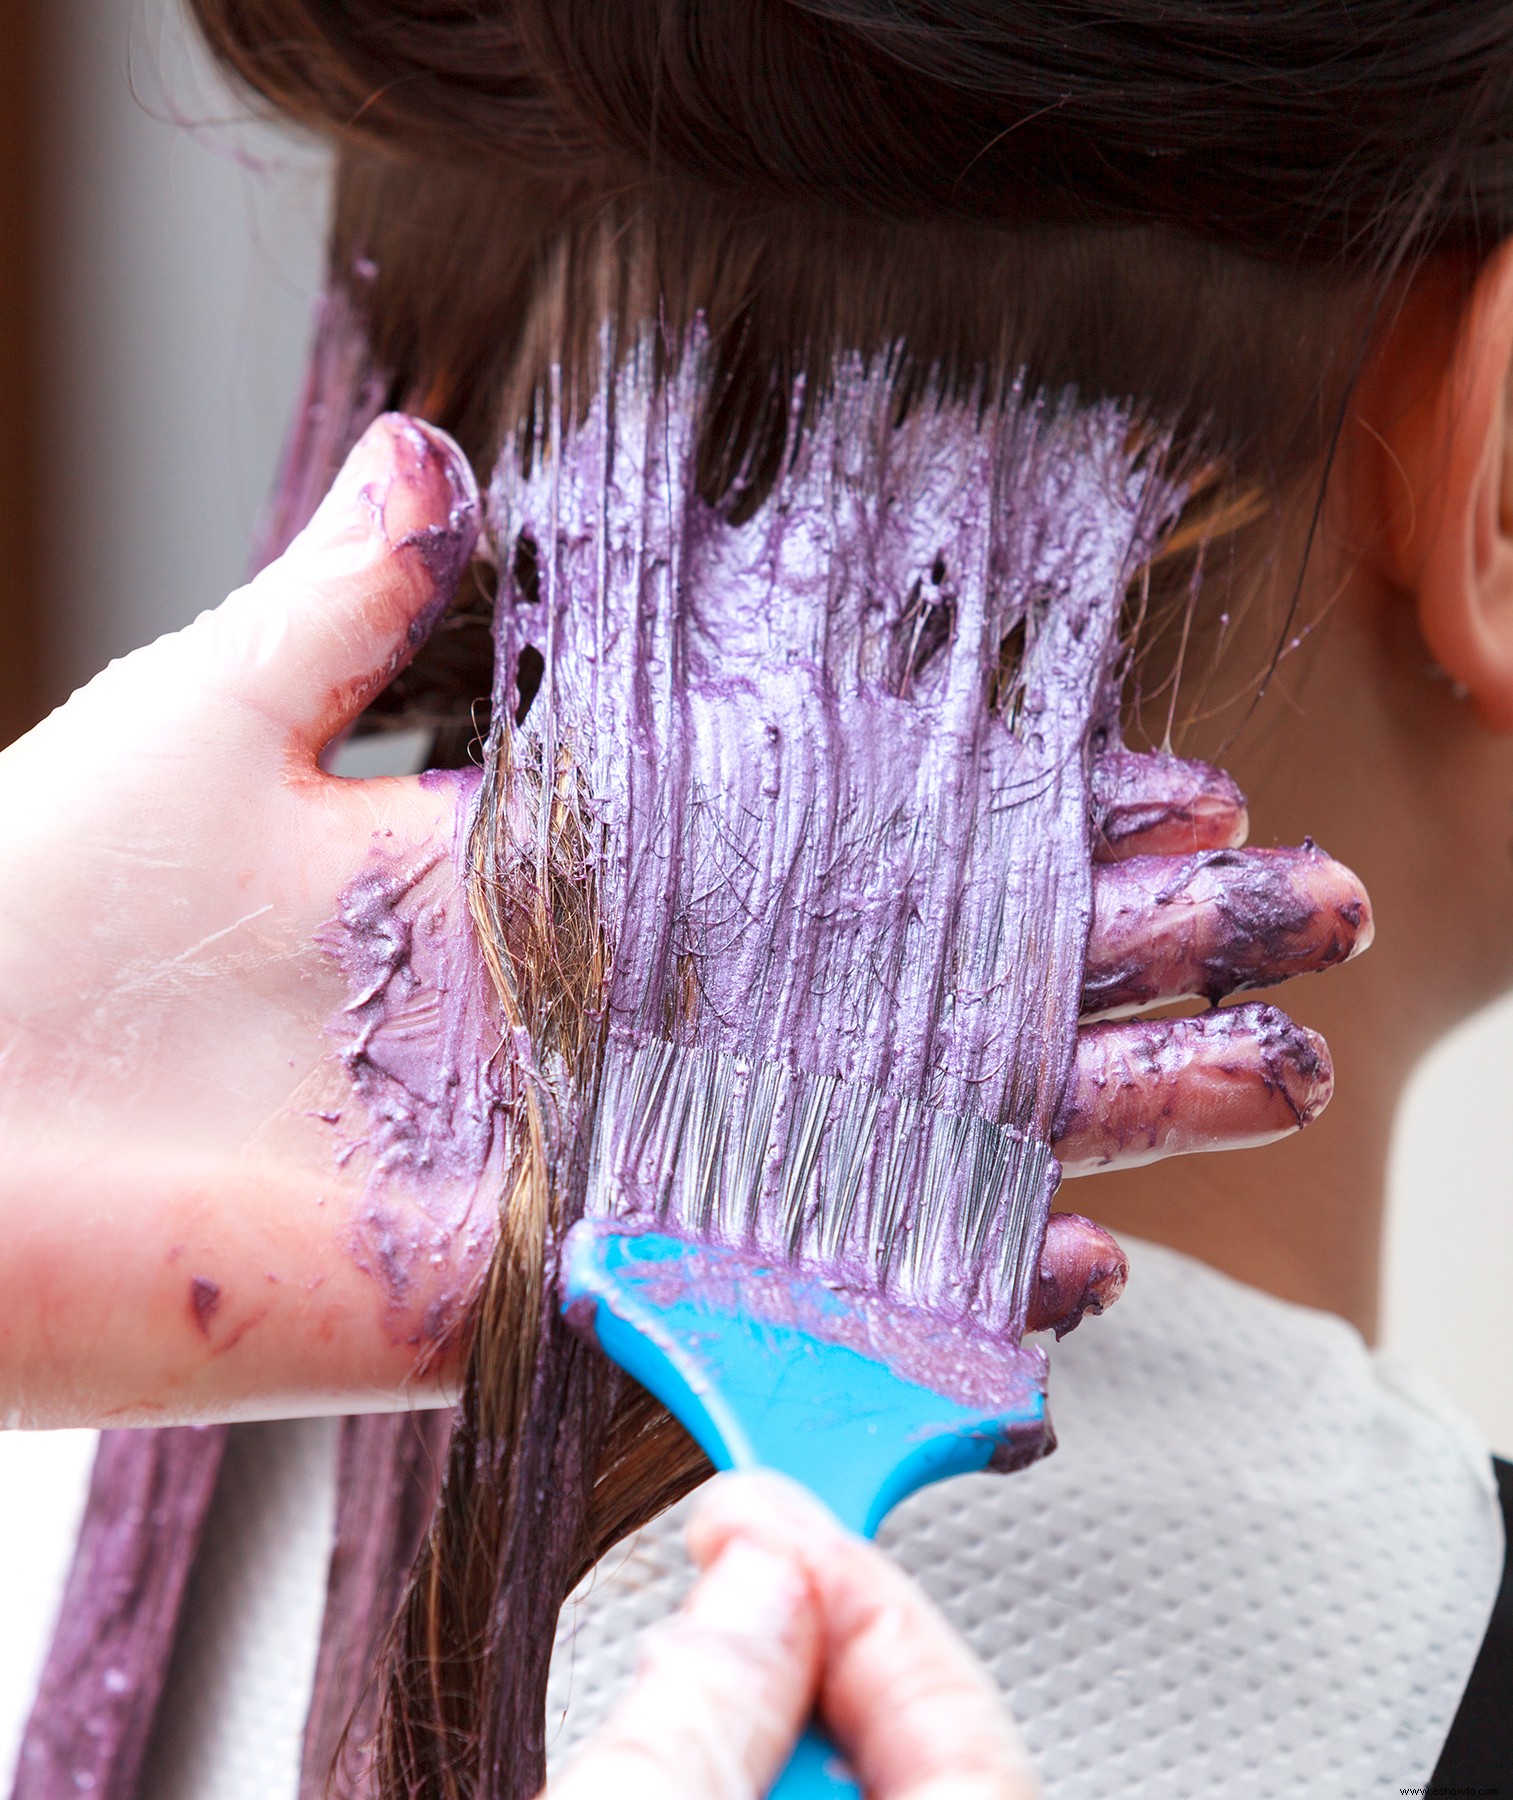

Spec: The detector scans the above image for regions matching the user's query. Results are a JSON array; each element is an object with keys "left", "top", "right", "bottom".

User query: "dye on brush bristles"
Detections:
[{"left": 477, "top": 327, "right": 1183, "bottom": 1420}]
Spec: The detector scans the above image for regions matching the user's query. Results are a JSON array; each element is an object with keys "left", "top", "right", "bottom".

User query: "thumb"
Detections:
[
  {"left": 548, "top": 1536, "right": 820, "bottom": 1800},
  {"left": 197, "top": 413, "right": 479, "bottom": 756}
]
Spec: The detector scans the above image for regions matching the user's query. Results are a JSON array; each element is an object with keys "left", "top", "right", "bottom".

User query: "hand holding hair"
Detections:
[
  {"left": 0, "top": 414, "right": 1361, "bottom": 1430},
  {"left": 546, "top": 1471, "right": 1039, "bottom": 1800},
  {"left": 0, "top": 414, "right": 485, "bottom": 1426}
]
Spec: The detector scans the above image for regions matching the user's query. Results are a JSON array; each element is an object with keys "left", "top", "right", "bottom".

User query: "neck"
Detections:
[{"left": 1088, "top": 560, "right": 1513, "bottom": 1339}]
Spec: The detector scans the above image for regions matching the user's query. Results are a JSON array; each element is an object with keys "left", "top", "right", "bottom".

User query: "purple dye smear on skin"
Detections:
[
  {"left": 368, "top": 416, "right": 483, "bottom": 632},
  {"left": 1091, "top": 747, "right": 1246, "bottom": 861},
  {"left": 488, "top": 333, "right": 1182, "bottom": 1376},
  {"left": 188, "top": 1276, "right": 221, "bottom": 1336},
  {"left": 316, "top": 767, "right": 507, "bottom": 1317},
  {"left": 282, "top": 349, "right": 494, "bottom": 1320},
  {"left": 1083, "top": 842, "right": 1371, "bottom": 1015},
  {"left": 1055, "top": 998, "right": 1333, "bottom": 1169}
]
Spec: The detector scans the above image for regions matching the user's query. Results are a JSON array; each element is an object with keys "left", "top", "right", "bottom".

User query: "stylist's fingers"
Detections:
[
  {"left": 1091, "top": 748, "right": 1248, "bottom": 861},
  {"left": 690, "top": 1474, "right": 1041, "bottom": 1800},
  {"left": 1055, "top": 1000, "right": 1333, "bottom": 1175},
  {"left": 195, "top": 413, "right": 479, "bottom": 756},
  {"left": 1082, "top": 844, "right": 1372, "bottom": 1017},
  {"left": 548, "top": 1533, "right": 819, "bottom": 1800}
]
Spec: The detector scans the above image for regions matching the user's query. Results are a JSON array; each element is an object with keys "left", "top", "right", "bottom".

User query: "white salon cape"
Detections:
[{"left": 1, "top": 1238, "right": 1503, "bottom": 1798}]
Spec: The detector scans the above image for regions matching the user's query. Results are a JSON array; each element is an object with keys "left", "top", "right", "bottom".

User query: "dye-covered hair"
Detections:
[
  {"left": 186, "top": 1, "right": 1513, "bottom": 750},
  {"left": 23, "top": 5, "right": 1513, "bottom": 1800}
]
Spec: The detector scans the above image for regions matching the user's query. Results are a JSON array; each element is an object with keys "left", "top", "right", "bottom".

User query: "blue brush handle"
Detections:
[
  {"left": 561, "top": 1226, "right": 1045, "bottom": 1798},
  {"left": 773, "top": 1726, "right": 859, "bottom": 1798}
]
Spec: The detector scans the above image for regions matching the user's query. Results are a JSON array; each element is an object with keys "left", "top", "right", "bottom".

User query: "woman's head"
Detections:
[
  {"left": 185, "top": 2, "right": 1513, "bottom": 754},
  {"left": 182, "top": 5, "right": 1513, "bottom": 1795},
  {"left": 185, "top": 0, "right": 1513, "bottom": 1042}
]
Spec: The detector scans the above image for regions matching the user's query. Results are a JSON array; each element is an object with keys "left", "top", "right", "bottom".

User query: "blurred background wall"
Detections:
[
  {"left": 37, "top": 0, "right": 329, "bottom": 701},
  {"left": 0, "top": 0, "right": 43, "bottom": 743},
  {"left": 0, "top": 0, "right": 1510, "bottom": 1785}
]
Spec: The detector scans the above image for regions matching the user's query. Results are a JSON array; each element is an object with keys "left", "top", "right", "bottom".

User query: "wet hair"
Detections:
[{"left": 170, "top": 6, "right": 1513, "bottom": 1797}]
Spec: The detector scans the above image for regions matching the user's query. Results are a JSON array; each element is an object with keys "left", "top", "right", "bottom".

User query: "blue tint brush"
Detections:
[
  {"left": 562, "top": 1164, "right": 1053, "bottom": 1796},
  {"left": 558, "top": 1041, "right": 1083, "bottom": 1797}
]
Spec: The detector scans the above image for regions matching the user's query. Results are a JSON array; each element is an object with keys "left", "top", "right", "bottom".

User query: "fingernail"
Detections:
[
  {"left": 1030, "top": 1213, "right": 1127, "bottom": 1338},
  {"left": 1342, "top": 882, "right": 1375, "bottom": 959},
  {"left": 308, "top": 418, "right": 397, "bottom": 530},
  {"left": 1291, "top": 1024, "right": 1334, "bottom": 1123},
  {"left": 306, "top": 415, "right": 480, "bottom": 591},
  {"left": 1292, "top": 848, "right": 1374, "bottom": 966},
  {"left": 686, "top": 1539, "right": 807, "bottom": 1641}
]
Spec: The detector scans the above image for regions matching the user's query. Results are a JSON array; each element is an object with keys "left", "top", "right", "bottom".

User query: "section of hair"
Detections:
[
  {"left": 183, "top": 2, "right": 1503, "bottom": 752},
  {"left": 301, "top": 1412, "right": 452, "bottom": 1800},
  {"left": 11, "top": 1428, "right": 229, "bottom": 1800},
  {"left": 190, "top": 0, "right": 1513, "bottom": 265}
]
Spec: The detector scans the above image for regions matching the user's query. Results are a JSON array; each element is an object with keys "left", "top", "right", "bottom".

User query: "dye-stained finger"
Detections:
[
  {"left": 687, "top": 1473, "right": 1042, "bottom": 1800},
  {"left": 1027, "top": 1213, "right": 1128, "bottom": 1338},
  {"left": 1082, "top": 844, "right": 1373, "bottom": 1017},
  {"left": 199, "top": 414, "right": 479, "bottom": 756},
  {"left": 1054, "top": 1001, "right": 1334, "bottom": 1176},
  {"left": 546, "top": 1534, "right": 820, "bottom": 1800},
  {"left": 1090, "top": 748, "right": 1248, "bottom": 862}
]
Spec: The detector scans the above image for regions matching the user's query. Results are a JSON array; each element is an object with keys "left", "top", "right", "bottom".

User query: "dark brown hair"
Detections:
[{"left": 174, "top": 7, "right": 1513, "bottom": 1797}]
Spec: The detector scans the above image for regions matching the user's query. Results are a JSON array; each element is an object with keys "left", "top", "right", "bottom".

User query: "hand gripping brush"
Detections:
[
  {"left": 561, "top": 1051, "right": 1056, "bottom": 1797},
  {"left": 486, "top": 330, "right": 1180, "bottom": 1796}
]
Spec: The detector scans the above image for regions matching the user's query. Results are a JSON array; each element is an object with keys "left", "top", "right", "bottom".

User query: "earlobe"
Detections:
[{"left": 1356, "top": 240, "right": 1513, "bottom": 730}]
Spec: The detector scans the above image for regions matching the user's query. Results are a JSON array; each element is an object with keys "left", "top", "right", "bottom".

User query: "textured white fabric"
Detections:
[{"left": 546, "top": 1238, "right": 1504, "bottom": 1797}]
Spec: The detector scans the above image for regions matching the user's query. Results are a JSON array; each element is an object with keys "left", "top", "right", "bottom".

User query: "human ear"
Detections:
[{"left": 1355, "top": 243, "right": 1513, "bottom": 729}]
